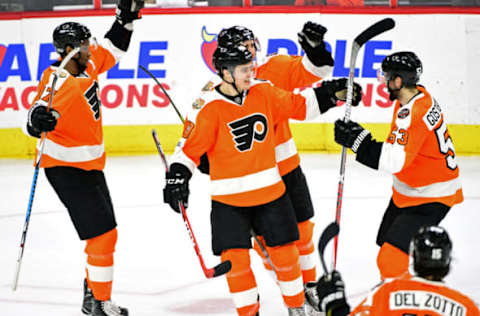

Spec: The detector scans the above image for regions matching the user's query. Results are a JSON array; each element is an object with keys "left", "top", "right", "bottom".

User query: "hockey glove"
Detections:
[
  {"left": 163, "top": 163, "right": 192, "bottom": 213},
  {"left": 334, "top": 119, "right": 371, "bottom": 153},
  {"left": 28, "top": 104, "right": 60, "bottom": 136},
  {"left": 313, "top": 78, "right": 362, "bottom": 114},
  {"left": 298, "top": 21, "right": 334, "bottom": 67},
  {"left": 116, "top": 0, "right": 143, "bottom": 27},
  {"left": 316, "top": 270, "right": 351, "bottom": 315}
]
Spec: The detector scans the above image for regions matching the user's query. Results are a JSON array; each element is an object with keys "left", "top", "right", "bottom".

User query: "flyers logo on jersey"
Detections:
[
  {"left": 228, "top": 113, "right": 268, "bottom": 152},
  {"left": 85, "top": 81, "right": 101, "bottom": 120}
]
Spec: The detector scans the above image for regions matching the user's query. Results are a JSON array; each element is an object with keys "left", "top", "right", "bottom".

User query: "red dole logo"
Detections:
[{"left": 200, "top": 26, "right": 218, "bottom": 74}]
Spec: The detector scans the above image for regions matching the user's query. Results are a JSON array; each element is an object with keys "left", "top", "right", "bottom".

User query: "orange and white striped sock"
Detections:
[
  {"left": 221, "top": 249, "right": 260, "bottom": 316},
  {"left": 267, "top": 242, "right": 304, "bottom": 308},
  {"left": 84, "top": 228, "right": 117, "bottom": 301},
  {"left": 295, "top": 220, "right": 316, "bottom": 284}
]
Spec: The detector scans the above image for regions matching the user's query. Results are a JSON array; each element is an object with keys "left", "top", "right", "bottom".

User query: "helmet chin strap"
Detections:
[{"left": 228, "top": 69, "right": 244, "bottom": 96}]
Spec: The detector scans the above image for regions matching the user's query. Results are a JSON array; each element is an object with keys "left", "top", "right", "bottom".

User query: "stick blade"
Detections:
[
  {"left": 354, "top": 18, "right": 395, "bottom": 47},
  {"left": 211, "top": 260, "right": 232, "bottom": 278},
  {"left": 318, "top": 222, "right": 340, "bottom": 257}
]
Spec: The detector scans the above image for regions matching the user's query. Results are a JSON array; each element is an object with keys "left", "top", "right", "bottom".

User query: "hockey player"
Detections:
[
  {"left": 305, "top": 225, "right": 480, "bottom": 316},
  {"left": 23, "top": 1, "right": 143, "bottom": 315},
  {"left": 163, "top": 45, "right": 361, "bottom": 316},
  {"left": 333, "top": 51, "right": 463, "bottom": 280},
  {"left": 197, "top": 23, "right": 338, "bottom": 285}
]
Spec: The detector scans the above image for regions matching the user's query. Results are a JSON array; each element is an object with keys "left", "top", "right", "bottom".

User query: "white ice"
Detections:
[{"left": 1, "top": 153, "right": 479, "bottom": 315}]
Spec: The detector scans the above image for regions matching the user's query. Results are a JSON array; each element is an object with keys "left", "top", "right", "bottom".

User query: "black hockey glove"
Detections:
[
  {"left": 28, "top": 105, "right": 59, "bottom": 136},
  {"left": 334, "top": 119, "right": 371, "bottom": 153},
  {"left": 316, "top": 270, "right": 351, "bottom": 316},
  {"left": 313, "top": 78, "right": 362, "bottom": 114},
  {"left": 298, "top": 21, "right": 334, "bottom": 67},
  {"left": 116, "top": 0, "right": 144, "bottom": 26},
  {"left": 163, "top": 163, "right": 192, "bottom": 213}
]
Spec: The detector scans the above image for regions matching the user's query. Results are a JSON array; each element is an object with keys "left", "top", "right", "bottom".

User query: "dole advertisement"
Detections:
[{"left": 0, "top": 13, "right": 478, "bottom": 128}]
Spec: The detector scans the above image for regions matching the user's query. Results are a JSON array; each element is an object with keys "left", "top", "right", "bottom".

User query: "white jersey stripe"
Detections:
[
  {"left": 393, "top": 175, "right": 461, "bottom": 198},
  {"left": 39, "top": 138, "right": 104, "bottom": 163},
  {"left": 211, "top": 167, "right": 282, "bottom": 196},
  {"left": 275, "top": 138, "right": 298, "bottom": 163}
]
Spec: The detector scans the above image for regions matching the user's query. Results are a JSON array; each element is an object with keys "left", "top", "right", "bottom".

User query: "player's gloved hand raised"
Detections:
[
  {"left": 163, "top": 163, "right": 192, "bottom": 213},
  {"left": 298, "top": 21, "right": 334, "bottom": 67},
  {"left": 313, "top": 78, "right": 362, "bottom": 114},
  {"left": 116, "top": 0, "right": 144, "bottom": 26},
  {"left": 28, "top": 104, "right": 60, "bottom": 134},
  {"left": 334, "top": 119, "right": 371, "bottom": 153},
  {"left": 316, "top": 270, "right": 350, "bottom": 314}
]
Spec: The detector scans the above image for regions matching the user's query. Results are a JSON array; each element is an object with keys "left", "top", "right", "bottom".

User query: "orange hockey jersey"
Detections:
[
  {"left": 191, "top": 53, "right": 332, "bottom": 176},
  {"left": 378, "top": 86, "right": 463, "bottom": 207},
  {"left": 352, "top": 275, "right": 480, "bottom": 316},
  {"left": 256, "top": 53, "right": 332, "bottom": 175},
  {"left": 29, "top": 43, "right": 118, "bottom": 171},
  {"left": 172, "top": 80, "right": 321, "bottom": 207}
]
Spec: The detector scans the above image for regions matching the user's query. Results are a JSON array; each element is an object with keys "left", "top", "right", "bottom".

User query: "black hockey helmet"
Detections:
[
  {"left": 381, "top": 51, "right": 422, "bottom": 87},
  {"left": 411, "top": 225, "right": 452, "bottom": 280},
  {"left": 53, "top": 22, "right": 91, "bottom": 55},
  {"left": 217, "top": 26, "right": 257, "bottom": 50},
  {"left": 213, "top": 45, "right": 254, "bottom": 75}
]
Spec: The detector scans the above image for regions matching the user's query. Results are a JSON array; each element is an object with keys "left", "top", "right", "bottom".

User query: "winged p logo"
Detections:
[{"left": 228, "top": 113, "right": 268, "bottom": 152}]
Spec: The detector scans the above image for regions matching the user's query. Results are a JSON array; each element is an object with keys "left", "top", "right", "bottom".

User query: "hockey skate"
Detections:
[
  {"left": 82, "top": 279, "right": 94, "bottom": 315},
  {"left": 304, "top": 282, "right": 325, "bottom": 316},
  {"left": 91, "top": 298, "right": 129, "bottom": 316},
  {"left": 288, "top": 305, "right": 307, "bottom": 316}
]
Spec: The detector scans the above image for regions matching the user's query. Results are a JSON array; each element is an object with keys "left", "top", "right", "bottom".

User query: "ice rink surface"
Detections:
[{"left": 1, "top": 153, "right": 479, "bottom": 315}]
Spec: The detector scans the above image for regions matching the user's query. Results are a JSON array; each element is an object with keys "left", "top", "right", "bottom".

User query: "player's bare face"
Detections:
[
  {"left": 387, "top": 76, "right": 402, "bottom": 101},
  {"left": 233, "top": 62, "right": 255, "bottom": 92}
]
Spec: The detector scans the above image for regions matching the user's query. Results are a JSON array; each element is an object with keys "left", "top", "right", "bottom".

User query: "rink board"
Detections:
[{"left": 0, "top": 10, "right": 480, "bottom": 157}]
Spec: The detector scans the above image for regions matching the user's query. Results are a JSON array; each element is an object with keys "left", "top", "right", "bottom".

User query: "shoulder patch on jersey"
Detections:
[
  {"left": 423, "top": 98, "right": 442, "bottom": 131},
  {"left": 182, "top": 120, "right": 195, "bottom": 139},
  {"left": 397, "top": 108, "right": 410, "bottom": 119},
  {"left": 202, "top": 81, "right": 215, "bottom": 92},
  {"left": 193, "top": 98, "right": 205, "bottom": 110}
]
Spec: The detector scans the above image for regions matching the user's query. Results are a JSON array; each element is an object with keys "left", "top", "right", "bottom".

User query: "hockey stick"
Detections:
[
  {"left": 332, "top": 18, "right": 395, "bottom": 270},
  {"left": 139, "top": 65, "right": 184, "bottom": 124},
  {"left": 142, "top": 56, "right": 280, "bottom": 275},
  {"left": 13, "top": 47, "right": 80, "bottom": 291},
  {"left": 250, "top": 229, "right": 276, "bottom": 273},
  {"left": 152, "top": 129, "right": 232, "bottom": 278},
  {"left": 318, "top": 222, "right": 340, "bottom": 274}
]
